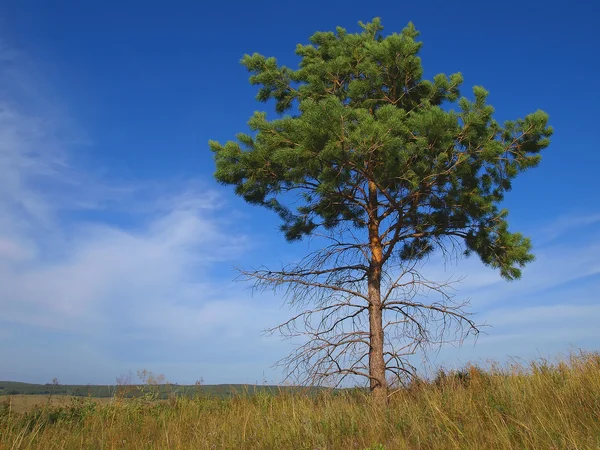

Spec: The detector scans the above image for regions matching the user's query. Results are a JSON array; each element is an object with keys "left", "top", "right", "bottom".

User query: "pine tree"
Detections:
[{"left": 210, "top": 18, "right": 552, "bottom": 404}]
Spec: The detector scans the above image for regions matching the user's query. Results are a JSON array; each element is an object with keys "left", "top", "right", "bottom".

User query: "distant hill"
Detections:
[{"left": 0, "top": 381, "right": 328, "bottom": 399}]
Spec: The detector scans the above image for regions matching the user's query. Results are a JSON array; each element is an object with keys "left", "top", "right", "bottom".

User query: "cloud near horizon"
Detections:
[
  {"left": 1, "top": 42, "right": 598, "bottom": 386},
  {"left": 0, "top": 45, "right": 291, "bottom": 385}
]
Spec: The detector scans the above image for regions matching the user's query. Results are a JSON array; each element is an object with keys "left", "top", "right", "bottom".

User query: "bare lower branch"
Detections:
[{"left": 240, "top": 232, "right": 480, "bottom": 388}]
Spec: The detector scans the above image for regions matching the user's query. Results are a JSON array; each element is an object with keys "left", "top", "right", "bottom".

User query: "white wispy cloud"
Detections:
[
  {"left": 0, "top": 42, "right": 291, "bottom": 384},
  {"left": 535, "top": 213, "right": 600, "bottom": 244},
  {"left": 0, "top": 97, "right": 286, "bottom": 381},
  {"left": 418, "top": 223, "right": 600, "bottom": 372}
]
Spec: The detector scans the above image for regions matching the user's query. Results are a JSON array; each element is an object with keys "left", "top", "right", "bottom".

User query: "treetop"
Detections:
[{"left": 210, "top": 18, "right": 552, "bottom": 280}]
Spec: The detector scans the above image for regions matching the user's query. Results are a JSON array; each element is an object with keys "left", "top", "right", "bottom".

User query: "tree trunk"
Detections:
[{"left": 367, "top": 180, "right": 387, "bottom": 405}]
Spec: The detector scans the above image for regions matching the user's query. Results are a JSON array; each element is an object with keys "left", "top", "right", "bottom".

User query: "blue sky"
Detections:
[{"left": 0, "top": 0, "right": 598, "bottom": 385}]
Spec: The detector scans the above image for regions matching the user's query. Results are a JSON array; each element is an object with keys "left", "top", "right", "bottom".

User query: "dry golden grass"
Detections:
[
  {"left": 5, "top": 395, "right": 112, "bottom": 414},
  {"left": 1, "top": 350, "right": 599, "bottom": 449}
]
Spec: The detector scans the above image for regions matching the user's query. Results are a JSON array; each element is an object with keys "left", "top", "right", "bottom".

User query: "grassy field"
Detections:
[
  {"left": 0, "top": 395, "right": 113, "bottom": 414},
  {"left": 0, "top": 380, "right": 312, "bottom": 399},
  {"left": 1, "top": 351, "right": 599, "bottom": 449}
]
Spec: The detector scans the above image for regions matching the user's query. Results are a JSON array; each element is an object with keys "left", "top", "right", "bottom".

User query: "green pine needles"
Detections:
[{"left": 210, "top": 18, "right": 552, "bottom": 402}]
